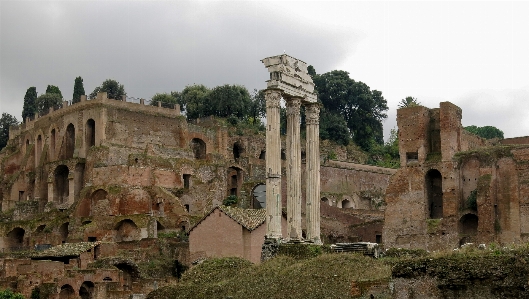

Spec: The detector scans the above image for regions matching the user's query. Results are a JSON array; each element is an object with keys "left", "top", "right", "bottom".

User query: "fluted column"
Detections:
[
  {"left": 285, "top": 97, "right": 302, "bottom": 241},
  {"left": 305, "top": 103, "right": 321, "bottom": 244},
  {"left": 265, "top": 89, "right": 283, "bottom": 239}
]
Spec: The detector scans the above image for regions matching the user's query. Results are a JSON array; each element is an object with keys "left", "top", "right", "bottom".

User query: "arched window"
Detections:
[
  {"left": 190, "top": 138, "right": 206, "bottom": 159},
  {"left": 79, "top": 281, "right": 94, "bottom": 299},
  {"left": 426, "top": 169, "right": 443, "bottom": 219},
  {"left": 54, "top": 165, "right": 69, "bottom": 204},
  {"left": 50, "top": 129, "right": 56, "bottom": 160},
  {"left": 59, "top": 284, "right": 75, "bottom": 299},
  {"left": 115, "top": 219, "right": 141, "bottom": 242},
  {"left": 342, "top": 199, "right": 352, "bottom": 209},
  {"left": 233, "top": 141, "right": 244, "bottom": 160},
  {"left": 86, "top": 119, "right": 95, "bottom": 149},
  {"left": 6, "top": 227, "right": 25, "bottom": 249},
  {"left": 65, "top": 123, "right": 75, "bottom": 159},
  {"left": 252, "top": 184, "right": 266, "bottom": 209}
]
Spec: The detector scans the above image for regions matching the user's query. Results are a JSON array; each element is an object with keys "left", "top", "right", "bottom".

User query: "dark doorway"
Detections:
[
  {"left": 64, "top": 123, "right": 75, "bottom": 159},
  {"left": 426, "top": 169, "right": 443, "bottom": 218},
  {"left": 54, "top": 165, "right": 69, "bottom": 204}
]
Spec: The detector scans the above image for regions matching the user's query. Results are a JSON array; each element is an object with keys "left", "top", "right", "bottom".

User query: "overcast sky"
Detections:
[{"left": 1, "top": 1, "right": 529, "bottom": 140}]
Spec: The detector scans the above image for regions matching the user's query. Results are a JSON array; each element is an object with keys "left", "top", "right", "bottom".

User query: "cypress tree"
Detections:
[
  {"left": 22, "top": 87, "right": 37, "bottom": 122},
  {"left": 72, "top": 76, "right": 85, "bottom": 104}
]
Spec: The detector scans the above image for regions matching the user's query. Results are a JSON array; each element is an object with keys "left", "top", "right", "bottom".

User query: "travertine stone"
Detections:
[
  {"left": 261, "top": 54, "right": 317, "bottom": 103},
  {"left": 305, "top": 103, "right": 321, "bottom": 243},
  {"left": 286, "top": 97, "right": 302, "bottom": 240},
  {"left": 265, "top": 89, "right": 283, "bottom": 239}
]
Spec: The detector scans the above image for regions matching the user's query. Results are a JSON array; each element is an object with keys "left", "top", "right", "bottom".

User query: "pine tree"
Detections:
[
  {"left": 72, "top": 76, "right": 85, "bottom": 104},
  {"left": 22, "top": 87, "right": 38, "bottom": 122}
]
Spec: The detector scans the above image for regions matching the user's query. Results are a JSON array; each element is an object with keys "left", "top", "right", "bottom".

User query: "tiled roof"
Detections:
[
  {"left": 189, "top": 205, "right": 266, "bottom": 233},
  {"left": 31, "top": 241, "right": 101, "bottom": 258}
]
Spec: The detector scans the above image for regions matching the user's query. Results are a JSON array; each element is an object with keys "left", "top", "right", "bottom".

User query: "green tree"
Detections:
[
  {"left": 464, "top": 125, "right": 504, "bottom": 139},
  {"left": 36, "top": 93, "right": 63, "bottom": 114},
  {"left": 368, "top": 127, "right": 400, "bottom": 168},
  {"left": 319, "top": 109, "right": 351, "bottom": 146},
  {"left": 312, "top": 69, "right": 388, "bottom": 151},
  {"left": 72, "top": 76, "right": 85, "bottom": 104},
  {"left": 0, "top": 113, "right": 19, "bottom": 151},
  {"left": 208, "top": 84, "right": 252, "bottom": 119},
  {"left": 89, "top": 79, "right": 126, "bottom": 100},
  {"left": 180, "top": 84, "right": 211, "bottom": 120},
  {"left": 150, "top": 92, "right": 179, "bottom": 108},
  {"left": 398, "top": 96, "right": 420, "bottom": 108},
  {"left": 22, "top": 87, "right": 38, "bottom": 122},
  {"left": 249, "top": 89, "right": 266, "bottom": 121},
  {"left": 0, "top": 289, "right": 25, "bottom": 299},
  {"left": 45, "top": 85, "right": 63, "bottom": 98}
]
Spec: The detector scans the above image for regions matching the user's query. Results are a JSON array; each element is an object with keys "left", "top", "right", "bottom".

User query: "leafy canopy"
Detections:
[
  {"left": 464, "top": 125, "right": 504, "bottom": 139},
  {"left": 0, "top": 289, "right": 25, "bottom": 299},
  {"left": 36, "top": 92, "right": 63, "bottom": 114},
  {"left": 398, "top": 96, "right": 420, "bottom": 108},
  {"left": 0, "top": 113, "right": 19, "bottom": 151},
  {"left": 150, "top": 92, "right": 179, "bottom": 109},
  {"left": 311, "top": 68, "right": 388, "bottom": 151},
  {"left": 45, "top": 85, "right": 62, "bottom": 98},
  {"left": 90, "top": 79, "right": 126, "bottom": 100}
]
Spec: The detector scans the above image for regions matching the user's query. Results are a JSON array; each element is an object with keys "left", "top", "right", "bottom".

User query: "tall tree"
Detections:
[
  {"left": 249, "top": 89, "right": 266, "bottom": 121},
  {"left": 312, "top": 69, "right": 388, "bottom": 151},
  {"left": 72, "top": 76, "right": 85, "bottom": 104},
  {"left": 22, "top": 87, "right": 38, "bottom": 121},
  {"left": 0, "top": 113, "right": 19, "bottom": 150},
  {"left": 180, "top": 84, "right": 210, "bottom": 120},
  {"left": 45, "top": 85, "right": 63, "bottom": 98},
  {"left": 89, "top": 79, "right": 126, "bottom": 100},
  {"left": 398, "top": 96, "right": 420, "bottom": 108},
  {"left": 465, "top": 125, "right": 504, "bottom": 139},
  {"left": 208, "top": 84, "right": 252, "bottom": 119},
  {"left": 36, "top": 93, "right": 63, "bottom": 114}
]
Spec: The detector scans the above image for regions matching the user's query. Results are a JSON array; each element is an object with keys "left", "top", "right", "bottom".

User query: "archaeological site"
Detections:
[{"left": 1, "top": 54, "right": 528, "bottom": 298}]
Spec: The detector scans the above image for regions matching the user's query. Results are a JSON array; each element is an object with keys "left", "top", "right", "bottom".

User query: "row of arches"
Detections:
[
  {"left": 25, "top": 119, "right": 96, "bottom": 164},
  {"left": 4, "top": 222, "right": 69, "bottom": 250}
]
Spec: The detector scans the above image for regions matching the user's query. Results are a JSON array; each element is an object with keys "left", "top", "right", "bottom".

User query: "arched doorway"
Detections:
[
  {"left": 342, "top": 199, "right": 352, "bottom": 208},
  {"left": 426, "top": 169, "right": 443, "bottom": 218},
  {"left": 190, "top": 138, "right": 206, "bottom": 159},
  {"left": 64, "top": 123, "right": 75, "bottom": 159},
  {"left": 54, "top": 165, "right": 69, "bottom": 204},
  {"left": 233, "top": 141, "right": 244, "bottom": 160},
  {"left": 115, "top": 219, "right": 141, "bottom": 242},
  {"left": 59, "top": 284, "right": 75, "bottom": 299},
  {"left": 79, "top": 281, "right": 94, "bottom": 299},
  {"left": 6, "top": 227, "right": 25, "bottom": 250},
  {"left": 321, "top": 197, "right": 331, "bottom": 206},
  {"left": 85, "top": 119, "right": 95, "bottom": 149},
  {"left": 59, "top": 222, "right": 69, "bottom": 243}
]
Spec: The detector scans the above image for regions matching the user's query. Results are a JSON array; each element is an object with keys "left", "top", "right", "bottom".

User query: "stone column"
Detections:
[
  {"left": 47, "top": 180, "right": 53, "bottom": 203},
  {"left": 285, "top": 97, "right": 302, "bottom": 241},
  {"left": 265, "top": 89, "right": 283, "bottom": 239},
  {"left": 305, "top": 103, "right": 321, "bottom": 244}
]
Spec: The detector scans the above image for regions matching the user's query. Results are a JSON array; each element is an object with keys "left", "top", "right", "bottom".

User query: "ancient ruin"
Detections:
[
  {"left": 384, "top": 101, "right": 529, "bottom": 250},
  {"left": 0, "top": 71, "right": 390, "bottom": 297},
  {"left": 261, "top": 54, "right": 321, "bottom": 243}
]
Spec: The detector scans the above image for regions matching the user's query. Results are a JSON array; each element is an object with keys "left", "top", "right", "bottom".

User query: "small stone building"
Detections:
[
  {"left": 189, "top": 205, "right": 287, "bottom": 264},
  {"left": 384, "top": 101, "right": 529, "bottom": 250}
]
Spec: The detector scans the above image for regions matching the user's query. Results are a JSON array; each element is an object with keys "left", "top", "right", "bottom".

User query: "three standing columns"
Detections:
[{"left": 264, "top": 89, "right": 321, "bottom": 244}]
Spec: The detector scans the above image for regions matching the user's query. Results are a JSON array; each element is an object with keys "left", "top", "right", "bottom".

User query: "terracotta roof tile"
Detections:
[{"left": 189, "top": 206, "right": 266, "bottom": 233}]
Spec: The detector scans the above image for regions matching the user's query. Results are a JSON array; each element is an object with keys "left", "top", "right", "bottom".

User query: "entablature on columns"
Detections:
[{"left": 262, "top": 54, "right": 317, "bottom": 103}]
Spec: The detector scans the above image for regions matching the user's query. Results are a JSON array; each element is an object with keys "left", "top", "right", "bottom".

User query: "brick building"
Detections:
[{"left": 384, "top": 102, "right": 529, "bottom": 250}]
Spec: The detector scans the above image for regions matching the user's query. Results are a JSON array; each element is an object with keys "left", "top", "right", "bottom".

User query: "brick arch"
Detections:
[
  {"left": 34, "top": 129, "right": 45, "bottom": 165},
  {"left": 59, "top": 284, "right": 75, "bottom": 299},
  {"left": 63, "top": 123, "right": 76, "bottom": 159},
  {"left": 23, "top": 133, "right": 33, "bottom": 155},
  {"left": 425, "top": 169, "right": 443, "bottom": 219},
  {"left": 54, "top": 165, "right": 70, "bottom": 204},
  {"left": 49, "top": 126, "right": 59, "bottom": 160},
  {"left": 114, "top": 219, "right": 141, "bottom": 242},
  {"left": 79, "top": 281, "right": 94, "bottom": 299},
  {"left": 187, "top": 133, "right": 212, "bottom": 158}
]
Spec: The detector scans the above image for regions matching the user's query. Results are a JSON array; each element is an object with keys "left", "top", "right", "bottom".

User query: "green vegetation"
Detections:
[
  {"left": 397, "top": 96, "right": 421, "bottom": 108},
  {"left": 0, "top": 113, "right": 18, "bottom": 151},
  {"left": 222, "top": 195, "right": 238, "bottom": 207},
  {"left": 147, "top": 254, "right": 390, "bottom": 299},
  {"left": 72, "top": 76, "right": 85, "bottom": 104},
  {"left": 22, "top": 86, "right": 37, "bottom": 121},
  {"left": 466, "top": 189, "right": 477, "bottom": 210},
  {"left": 367, "top": 127, "right": 400, "bottom": 168},
  {"left": 0, "top": 289, "right": 25, "bottom": 299},
  {"left": 465, "top": 125, "right": 504, "bottom": 139},
  {"left": 89, "top": 79, "right": 126, "bottom": 100}
]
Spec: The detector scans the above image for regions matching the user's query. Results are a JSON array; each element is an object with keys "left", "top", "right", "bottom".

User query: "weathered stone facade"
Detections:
[
  {"left": 0, "top": 87, "right": 394, "bottom": 297},
  {"left": 384, "top": 101, "right": 529, "bottom": 250}
]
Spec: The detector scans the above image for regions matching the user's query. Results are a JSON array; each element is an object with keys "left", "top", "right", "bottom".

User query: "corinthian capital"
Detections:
[
  {"left": 285, "top": 98, "right": 301, "bottom": 116},
  {"left": 265, "top": 89, "right": 282, "bottom": 109},
  {"left": 305, "top": 103, "right": 320, "bottom": 125}
]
